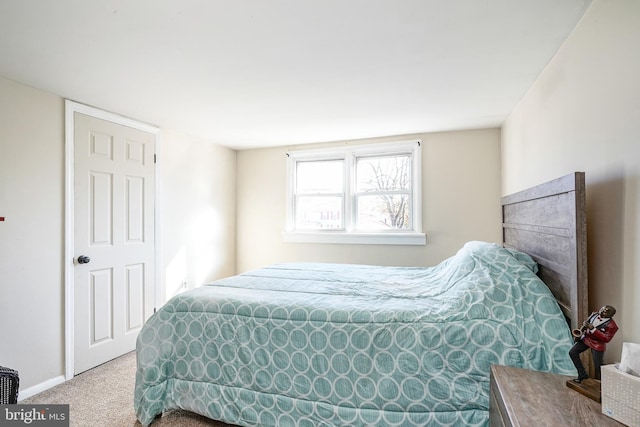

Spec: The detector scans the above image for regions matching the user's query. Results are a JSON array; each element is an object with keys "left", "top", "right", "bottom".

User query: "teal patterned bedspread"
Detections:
[{"left": 134, "top": 241, "right": 575, "bottom": 426}]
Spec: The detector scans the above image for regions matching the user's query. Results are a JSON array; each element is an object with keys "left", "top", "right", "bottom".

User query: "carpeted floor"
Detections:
[{"left": 21, "top": 352, "right": 234, "bottom": 426}]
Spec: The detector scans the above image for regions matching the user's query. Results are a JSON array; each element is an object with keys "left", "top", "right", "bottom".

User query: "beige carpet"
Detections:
[{"left": 21, "top": 352, "right": 234, "bottom": 427}]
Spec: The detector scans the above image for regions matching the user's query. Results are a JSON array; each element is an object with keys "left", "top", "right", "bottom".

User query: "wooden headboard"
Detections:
[{"left": 501, "top": 172, "right": 588, "bottom": 331}]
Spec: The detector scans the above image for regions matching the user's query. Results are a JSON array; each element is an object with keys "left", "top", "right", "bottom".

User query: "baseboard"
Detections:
[{"left": 17, "top": 375, "right": 66, "bottom": 401}]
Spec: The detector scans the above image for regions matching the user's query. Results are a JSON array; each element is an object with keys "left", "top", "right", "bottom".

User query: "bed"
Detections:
[{"left": 134, "top": 172, "right": 588, "bottom": 427}]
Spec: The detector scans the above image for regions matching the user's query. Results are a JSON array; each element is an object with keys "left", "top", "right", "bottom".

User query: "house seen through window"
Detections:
[{"left": 284, "top": 139, "right": 425, "bottom": 245}]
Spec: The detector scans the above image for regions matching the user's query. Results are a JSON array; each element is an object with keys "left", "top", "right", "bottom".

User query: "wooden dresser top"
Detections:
[{"left": 490, "top": 365, "right": 624, "bottom": 426}]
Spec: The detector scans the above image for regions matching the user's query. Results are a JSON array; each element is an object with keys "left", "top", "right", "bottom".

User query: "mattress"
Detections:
[{"left": 134, "top": 241, "right": 575, "bottom": 426}]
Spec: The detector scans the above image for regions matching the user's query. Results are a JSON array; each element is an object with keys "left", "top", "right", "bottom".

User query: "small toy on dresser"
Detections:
[
  {"left": 566, "top": 305, "right": 618, "bottom": 402},
  {"left": 570, "top": 305, "right": 619, "bottom": 383}
]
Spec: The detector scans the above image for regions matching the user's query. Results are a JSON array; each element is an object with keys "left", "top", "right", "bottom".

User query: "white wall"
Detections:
[
  {"left": 0, "top": 77, "right": 66, "bottom": 391},
  {"left": 502, "top": 0, "right": 640, "bottom": 363},
  {"left": 236, "top": 128, "right": 502, "bottom": 272},
  {"left": 0, "top": 76, "right": 237, "bottom": 392}
]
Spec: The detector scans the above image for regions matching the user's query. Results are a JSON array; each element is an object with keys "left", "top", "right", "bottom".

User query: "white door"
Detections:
[{"left": 73, "top": 112, "right": 155, "bottom": 374}]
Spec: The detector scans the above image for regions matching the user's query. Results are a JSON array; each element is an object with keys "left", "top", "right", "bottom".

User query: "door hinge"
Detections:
[
  {"left": 154, "top": 154, "right": 157, "bottom": 163},
  {"left": 153, "top": 307, "right": 156, "bottom": 313}
]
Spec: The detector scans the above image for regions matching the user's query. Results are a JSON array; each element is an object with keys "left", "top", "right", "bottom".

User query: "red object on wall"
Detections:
[{"left": 0, "top": 217, "right": 4, "bottom": 221}]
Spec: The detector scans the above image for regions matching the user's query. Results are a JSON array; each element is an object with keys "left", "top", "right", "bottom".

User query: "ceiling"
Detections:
[{"left": 0, "top": 1, "right": 591, "bottom": 150}]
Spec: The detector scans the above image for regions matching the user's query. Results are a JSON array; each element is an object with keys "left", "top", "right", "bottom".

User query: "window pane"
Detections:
[
  {"left": 296, "top": 196, "right": 343, "bottom": 230},
  {"left": 357, "top": 194, "right": 410, "bottom": 230},
  {"left": 297, "top": 160, "right": 343, "bottom": 193},
  {"left": 356, "top": 155, "right": 410, "bottom": 192}
]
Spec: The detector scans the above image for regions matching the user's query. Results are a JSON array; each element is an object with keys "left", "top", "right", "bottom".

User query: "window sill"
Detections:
[{"left": 282, "top": 231, "right": 427, "bottom": 245}]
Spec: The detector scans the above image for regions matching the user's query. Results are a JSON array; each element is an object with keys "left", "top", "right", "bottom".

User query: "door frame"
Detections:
[{"left": 64, "top": 100, "right": 162, "bottom": 380}]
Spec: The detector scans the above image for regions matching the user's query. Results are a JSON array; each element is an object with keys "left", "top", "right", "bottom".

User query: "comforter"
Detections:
[{"left": 134, "top": 241, "right": 575, "bottom": 426}]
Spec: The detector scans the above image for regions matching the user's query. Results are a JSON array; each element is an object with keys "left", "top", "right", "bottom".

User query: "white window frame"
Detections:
[{"left": 284, "top": 139, "right": 426, "bottom": 245}]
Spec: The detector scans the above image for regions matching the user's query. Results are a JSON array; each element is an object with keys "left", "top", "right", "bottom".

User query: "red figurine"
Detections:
[{"left": 569, "top": 305, "right": 618, "bottom": 382}]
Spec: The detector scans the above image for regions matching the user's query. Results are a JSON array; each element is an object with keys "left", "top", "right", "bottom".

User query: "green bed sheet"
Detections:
[{"left": 134, "top": 241, "right": 575, "bottom": 426}]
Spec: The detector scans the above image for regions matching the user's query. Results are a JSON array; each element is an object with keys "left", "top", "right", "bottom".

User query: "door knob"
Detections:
[{"left": 77, "top": 255, "right": 91, "bottom": 264}]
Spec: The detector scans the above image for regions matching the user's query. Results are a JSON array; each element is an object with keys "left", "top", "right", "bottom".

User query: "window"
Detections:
[
  {"left": 284, "top": 139, "right": 425, "bottom": 245},
  {"left": 294, "top": 159, "right": 344, "bottom": 230}
]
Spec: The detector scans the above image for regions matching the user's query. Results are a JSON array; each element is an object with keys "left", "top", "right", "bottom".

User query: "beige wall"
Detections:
[
  {"left": 502, "top": 0, "right": 640, "bottom": 363},
  {"left": 0, "top": 76, "right": 237, "bottom": 392},
  {"left": 160, "top": 130, "right": 236, "bottom": 300},
  {"left": 237, "top": 128, "right": 502, "bottom": 272}
]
